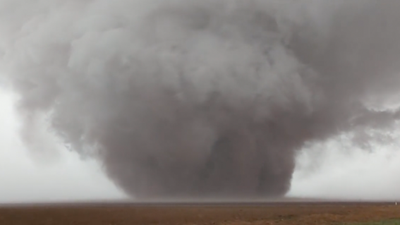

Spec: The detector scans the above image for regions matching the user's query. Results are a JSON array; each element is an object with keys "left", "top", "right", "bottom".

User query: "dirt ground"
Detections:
[{"left": 0, "top": 202, "right": 399, "bottom": 225}]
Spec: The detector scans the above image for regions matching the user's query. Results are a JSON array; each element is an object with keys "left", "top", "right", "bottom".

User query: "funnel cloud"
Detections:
[{"left": 1, "top": 0, "right": 400, "bottom": 200}]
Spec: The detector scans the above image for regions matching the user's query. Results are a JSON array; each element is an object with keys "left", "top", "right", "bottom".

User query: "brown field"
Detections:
[{"left": 1, "top": 201, "right": 400, "bottom": 225}]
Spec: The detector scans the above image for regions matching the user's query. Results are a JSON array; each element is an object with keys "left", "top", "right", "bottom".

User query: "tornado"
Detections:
[{"left": 1, "top": 0, "right": 400, "bottom": 200}]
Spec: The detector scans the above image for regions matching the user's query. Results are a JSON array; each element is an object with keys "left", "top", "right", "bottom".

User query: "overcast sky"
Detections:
[{"left": 1, "top": 87, "right": 400, "bottom": 203}]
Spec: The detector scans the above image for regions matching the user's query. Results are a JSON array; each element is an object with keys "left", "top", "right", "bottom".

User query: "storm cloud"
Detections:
[{"left": 1, "top": 0, "right": 400, "bottom": 200}]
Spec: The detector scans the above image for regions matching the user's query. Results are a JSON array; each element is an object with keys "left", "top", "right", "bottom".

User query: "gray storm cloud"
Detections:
[{"left": 1, "top": 0, "right": 400, "bottom": 200}]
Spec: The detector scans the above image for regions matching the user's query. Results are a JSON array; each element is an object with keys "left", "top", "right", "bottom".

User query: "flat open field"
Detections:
[{"left": 1, "top": 201, "right": 400, "bottom": 225}]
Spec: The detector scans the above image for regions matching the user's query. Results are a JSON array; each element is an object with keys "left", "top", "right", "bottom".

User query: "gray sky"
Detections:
[{"left": 1, "top": 88, "right": 400, "bottom": 203}]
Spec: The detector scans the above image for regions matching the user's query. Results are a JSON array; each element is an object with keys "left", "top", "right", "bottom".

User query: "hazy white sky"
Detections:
[
  {"left": 1, "top": 88, "right": 400, "bottom": 203},
  {"left": 289, "top": 138, "right": 400, "bottom": 200},
  {"left": 0, "top": 89, "right": 126, "bottom": 203}
]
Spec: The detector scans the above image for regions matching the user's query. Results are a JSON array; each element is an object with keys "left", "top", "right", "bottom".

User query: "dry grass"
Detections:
[{"left": 0, "top": 202, "right": 399, "bottom": 225}]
